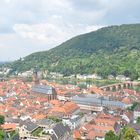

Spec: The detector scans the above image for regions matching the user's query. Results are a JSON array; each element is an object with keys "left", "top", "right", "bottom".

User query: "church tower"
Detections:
[{"left": 33, "top": 67, "right": 39, "bottom": 85}]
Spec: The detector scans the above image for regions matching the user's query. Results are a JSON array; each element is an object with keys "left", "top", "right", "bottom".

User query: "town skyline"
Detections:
[{"left": 0, "top": 1, "right": 140, "bottom": 140}]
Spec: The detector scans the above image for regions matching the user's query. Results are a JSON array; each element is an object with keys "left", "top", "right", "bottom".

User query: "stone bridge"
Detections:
[{"left": 100, "top": 82, "right": 134, "bottom": 91}]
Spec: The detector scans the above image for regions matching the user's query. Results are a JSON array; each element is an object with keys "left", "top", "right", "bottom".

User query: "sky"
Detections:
[{"left": 0, "top": 0, "right": 140, "bottom": 61}]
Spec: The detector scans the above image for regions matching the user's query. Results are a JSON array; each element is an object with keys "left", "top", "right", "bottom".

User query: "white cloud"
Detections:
[
  {"left": 4, "top": 0, "right": 11, "bottom": 4},
  {"left": 0, "top": 0, "right": 140, "bottom": 61},
  {"left": 13, "top": 21, "right": 103, "bottom": 48}
]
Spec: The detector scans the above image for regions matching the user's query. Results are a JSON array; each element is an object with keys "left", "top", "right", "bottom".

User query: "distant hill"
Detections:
[
  {"left": 0, "top": 61, "right": 10, "bottom": 65},
  {"left": 10, "top": 24, "right": 140, "bottom": 79}
]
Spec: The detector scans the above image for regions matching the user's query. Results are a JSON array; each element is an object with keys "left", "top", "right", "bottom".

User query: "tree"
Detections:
[
  {"left": 129, "top": 102, "right": 139, "bottom": 111},
  {"left": 105, "top": 130, "right": 118, "bottom": 140},
  {"left": 0, "top": 115, "right": 4, "bottom": 125},
  {"left": 122, "top": 127, "right": 139, "bottom": 140},
  {"left": 136, "top": 117, "right": 140, "bottom": 124},
  {"left": 0, "top": 129, "right": 5, "bottom": 140},
  {"left": 111, "top": 70, "right": 117, "bottom": 77},
  {"left": 123, "top": 70, "right": 131, "bottom": 77},
  {"left": 77, "top": 84, "right": 87, "bottom": 89}
]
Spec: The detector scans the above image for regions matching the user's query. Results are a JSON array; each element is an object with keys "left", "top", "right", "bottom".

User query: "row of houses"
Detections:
[
  {"left": 2, "top": 118, "right": 72, "bottom": 140},
  {"left": 0, "top": 77, "right": 140, "bottom": 139}
]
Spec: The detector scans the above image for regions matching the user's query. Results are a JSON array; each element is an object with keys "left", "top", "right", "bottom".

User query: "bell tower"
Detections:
[{"left": 33, "top": 67, "right": 39, "bottom": 85}]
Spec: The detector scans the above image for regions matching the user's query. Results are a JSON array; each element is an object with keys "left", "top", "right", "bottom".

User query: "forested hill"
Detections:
[{"left": 10, "top": 24, "right": 140, "bottom": 79}]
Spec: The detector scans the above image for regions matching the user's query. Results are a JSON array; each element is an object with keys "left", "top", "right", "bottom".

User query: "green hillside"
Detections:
[{"left": 10, "top": 24, "right": 140, "bottom": 79}]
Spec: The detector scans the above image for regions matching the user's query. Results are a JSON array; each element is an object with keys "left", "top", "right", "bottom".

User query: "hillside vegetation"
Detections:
[{"left": 10, "top": 24, "right": 140, "bottom": 79}]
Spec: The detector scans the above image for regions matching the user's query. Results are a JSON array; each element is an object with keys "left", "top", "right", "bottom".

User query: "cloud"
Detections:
[
  {"left": 13, "top": 22, "right": 103, "bottom": 47},
  {"left": 4, "top": 0, "right": 11, "bottom": 4},
  {"left": 0, "top": 0, "right": 140, "bottom": 61}
]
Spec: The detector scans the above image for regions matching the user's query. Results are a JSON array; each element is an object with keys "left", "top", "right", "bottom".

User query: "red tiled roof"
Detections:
[
  {"left": 73, "top": 130, "right": 81, "bottom": 139},
  {"left": 1, "top": 123, "right": 16, "bottom": 131}
]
